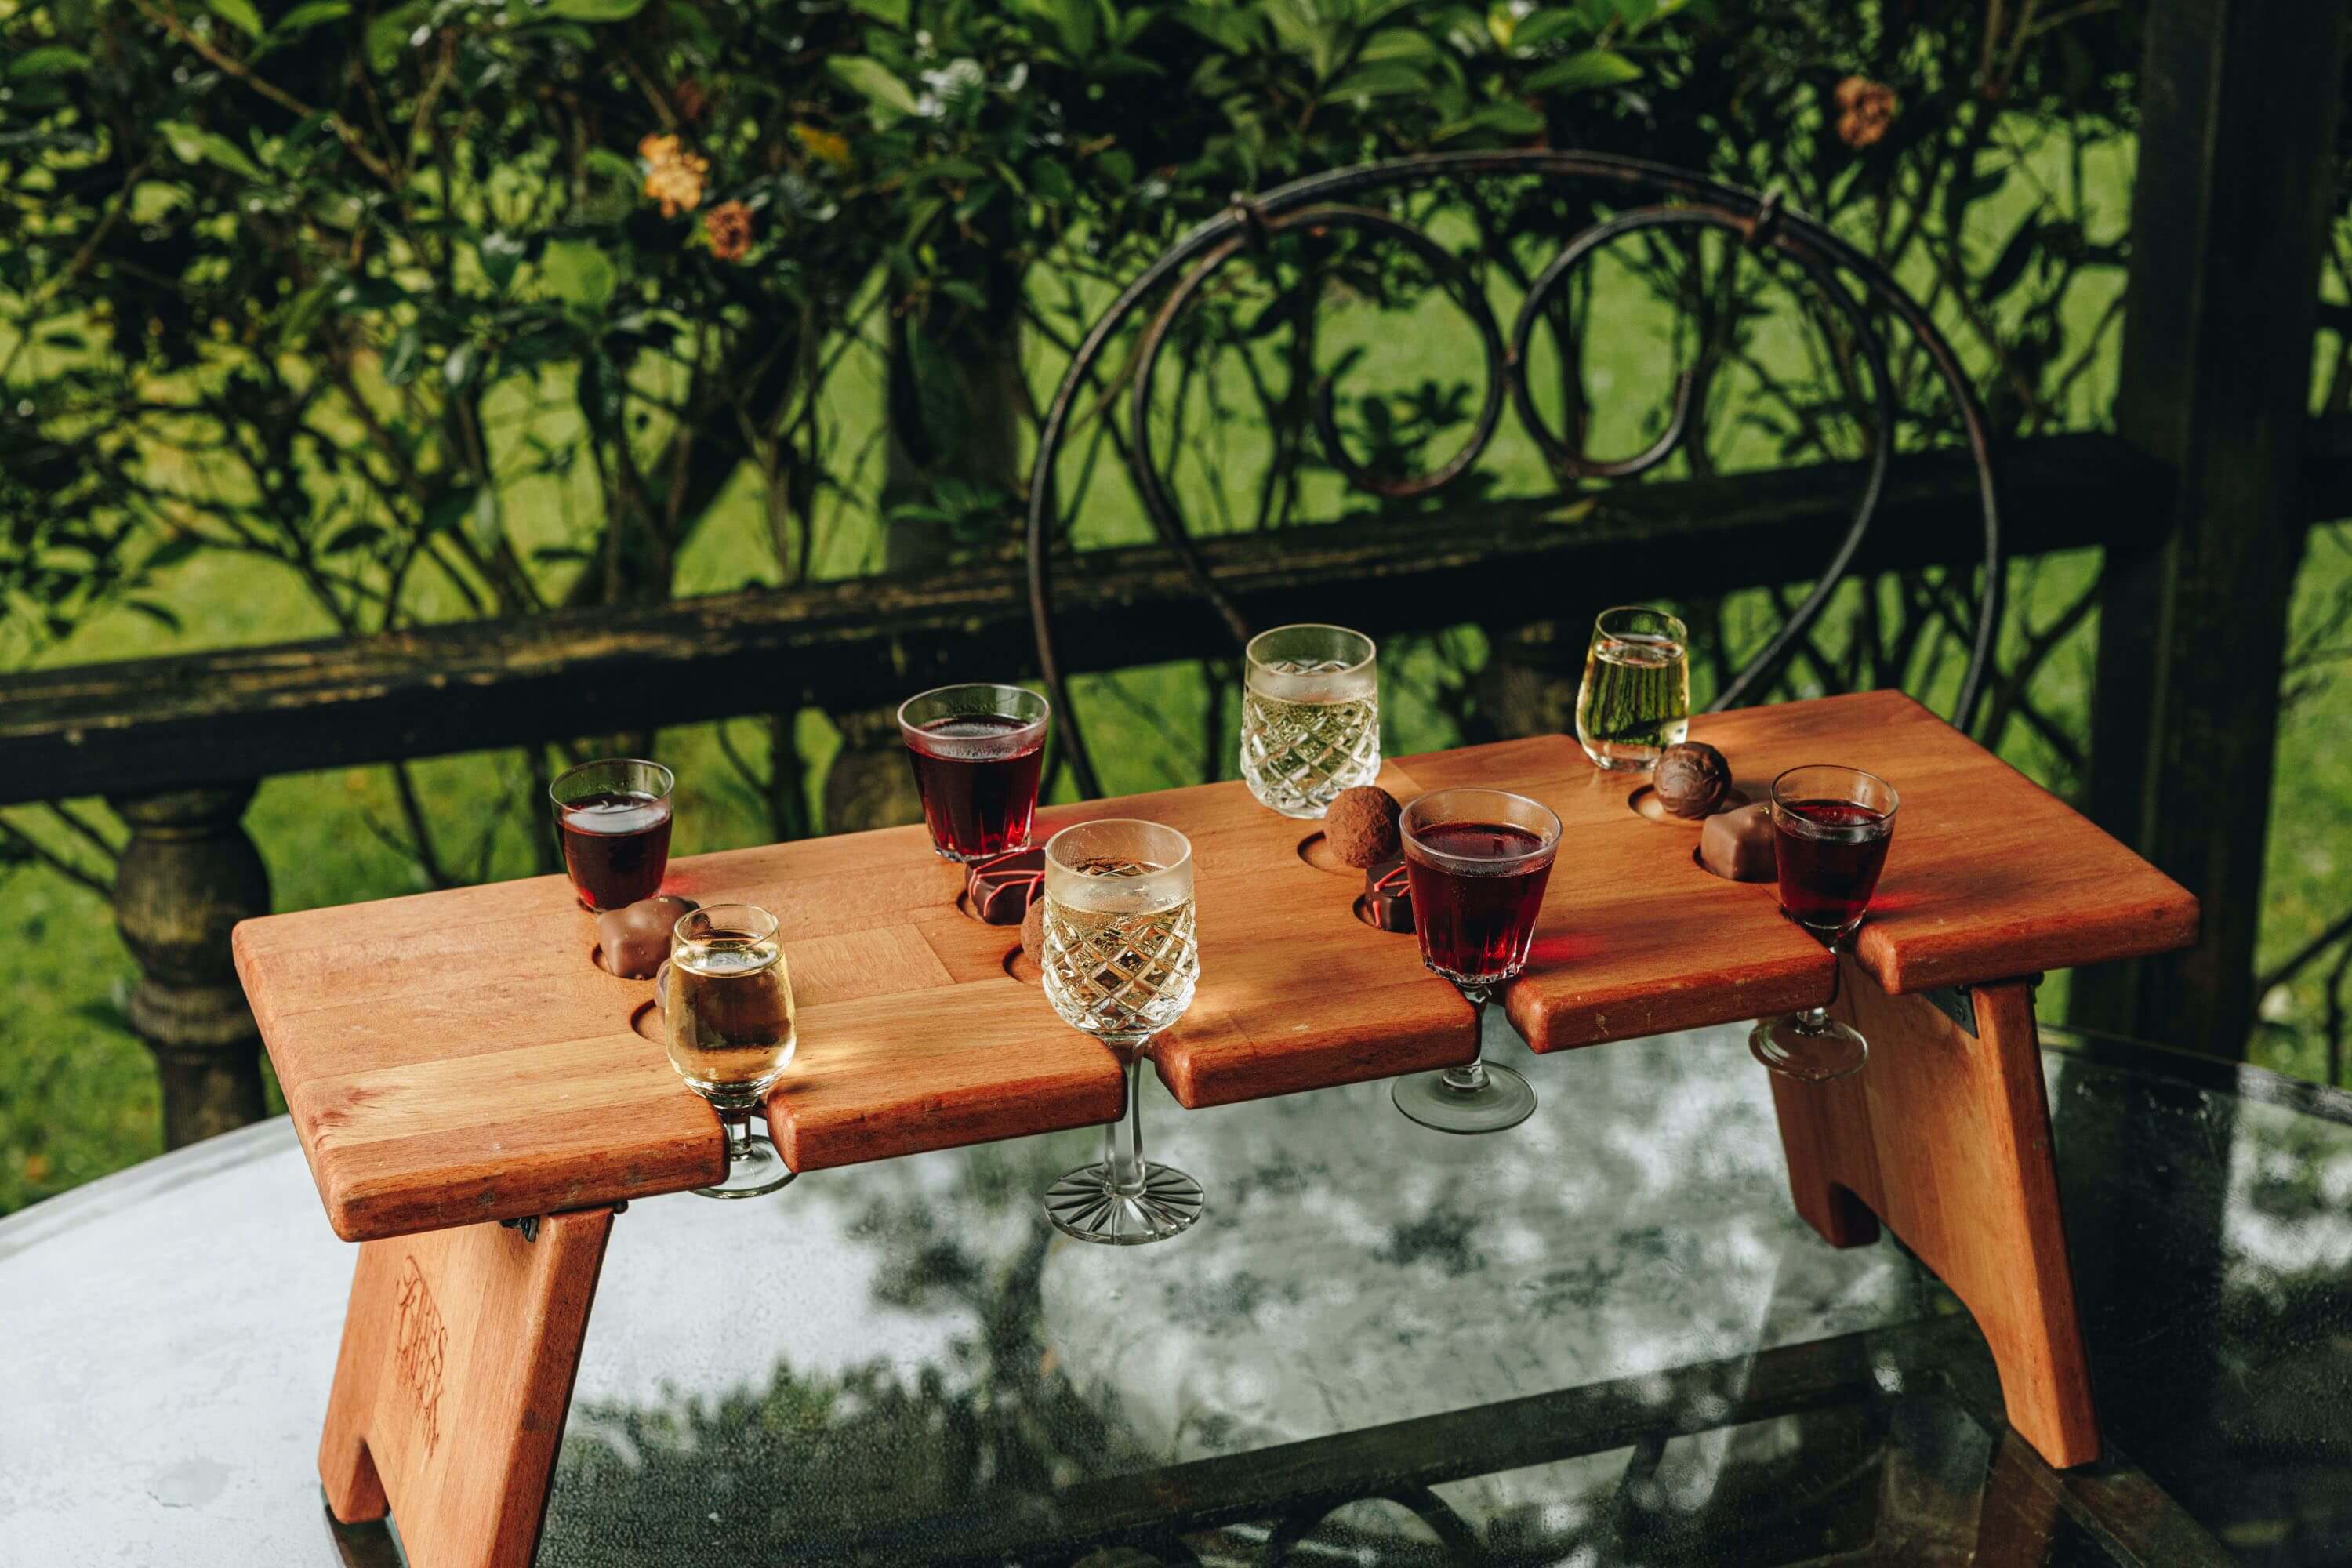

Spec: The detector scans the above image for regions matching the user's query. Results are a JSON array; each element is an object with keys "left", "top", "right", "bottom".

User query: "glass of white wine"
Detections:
[
  {"left": 1574, "top": 606, "right": 1690, "bottom": 772},
  {"left": 1037, "top": 818, "right": 1203, "bottom": 1243},
  {"left": 1239, "top": 624, "right": 1380, "bottom": 818},
  {"left": 665, "top": 903, "right": 797, "bottom": 1200}
]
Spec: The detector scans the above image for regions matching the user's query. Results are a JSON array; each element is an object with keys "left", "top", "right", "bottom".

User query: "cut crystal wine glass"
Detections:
[
  {"left": 664, "top": 903, "right": 798, "bottom": 1199},
  {"left": 1239, "top": 625, "right": 1380, "bottom": 818},
  {"left": 1037, "top": 818, "right": 1203, "bottom": 1243}
]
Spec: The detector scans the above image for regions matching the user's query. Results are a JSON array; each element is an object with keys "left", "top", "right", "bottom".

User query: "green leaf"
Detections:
[
  {"left": 442, "top": 342, "right": 477, "bottom": 390},
  {"left": 207, "top": 0, "right": 265, "bottom": 38},
  {"left": 1509, "top": 9, "right": 1591, "bottom": 50},
  {"left": 849, "top": 0, "right": 909, "bottom": 23},
  {"left": 382, "top": 324, "right": 423, "bottom": 387},
  {"left": 1523, "top": 48, "right": 1642, "bottom": 93},
  {"left": 8, "top": 46, "right": 93, "bottom": 78},
  {"left": 829, "top": 55, "right": 920, "bottom": 118},
  {"left": 273, "top": 0, "right": 350, "bottom": 34},
  {"left": 278, "top": 277, "right": 336, "bottom": 350},
  {"left": 364, "top": 0, "right": 427, "bottom": 71},
  {"left": 1356, "top": 27, "right": 1442, "bottom": 64},
  {"left": 478, "top": 231, "right": 526, "bottom": 294},
  {"left": 539, "top": 240, "right": 616, "bottom": 310},
  {"left": 1171, "top": 4, "right": 1261, "bottom": 49},
  {"left": 154, "top": 121, "right": 263, "bottom": 181},
  {"left": 1330, "top": 61, "right": 1430, "bottom": 100},
  {"left": 545, "top": 0, "right": 647, "bottom": 19},
  {"left": 1047, "top": 0, "right": 1098, "bottom": 56}
]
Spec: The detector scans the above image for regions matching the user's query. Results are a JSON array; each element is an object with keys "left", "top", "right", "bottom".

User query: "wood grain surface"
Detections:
[
  {"left": 1766, "top": 960, "right": 2101, "bottom": 1468},
  {"left": 319, "top": 1207, "right": 615, "bottom": 1567},
  {"left": 238, "top": 690, "right": 2194, "bottom": 1241},
  {"left": 1396, "top": 689, "right": 2198, "bottom": 1051}
]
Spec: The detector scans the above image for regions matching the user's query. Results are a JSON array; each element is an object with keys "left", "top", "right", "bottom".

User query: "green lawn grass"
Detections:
[{"left": 6, "top": 128, "right": 2350, "bottom": 1215}]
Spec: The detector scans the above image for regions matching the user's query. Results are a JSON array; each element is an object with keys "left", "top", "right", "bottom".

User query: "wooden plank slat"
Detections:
[
  {"left": 238, "top": 692, "right": 2195, "bottom": 1243},
  {"left": 5, "top": 435, "right": 2163, "bottom": 806}
]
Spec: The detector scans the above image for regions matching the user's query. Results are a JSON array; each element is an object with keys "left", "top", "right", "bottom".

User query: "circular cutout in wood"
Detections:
[
  {"left": 1003, "top": 946, "right": 1042, "bottom": 985},
  {"left": 629, "top": 1000, "right": 662, "bottom": 1043},
  {"left": 1296, "top": 832, "right": 1360, "bottom": 877},
  {"left": 1629, "top": 782, "right": 1751, "bottom": 826}
]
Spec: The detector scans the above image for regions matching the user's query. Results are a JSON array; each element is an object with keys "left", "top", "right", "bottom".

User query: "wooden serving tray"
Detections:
[{"left": 234, "top": 690, "right": 2195, "bottom": 1243}]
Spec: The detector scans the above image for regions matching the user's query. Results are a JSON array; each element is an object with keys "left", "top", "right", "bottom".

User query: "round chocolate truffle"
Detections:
[
  {"left": 1653, "top": 742, "right": 1732, "bottom": 819},
  {"left": 1325, "top": 785, "right": 1403, "bottom": 869},
  {"left": 1020, "top": 896, "right": 1048, "bottom": 962}
]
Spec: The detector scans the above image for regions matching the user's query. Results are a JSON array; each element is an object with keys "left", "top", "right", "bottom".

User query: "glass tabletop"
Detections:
[{"left": 4, "top": 1017, "right": 2347, "bottom": 1565}]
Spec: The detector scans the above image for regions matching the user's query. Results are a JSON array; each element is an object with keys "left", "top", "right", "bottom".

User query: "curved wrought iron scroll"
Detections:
[{"left": 1025, "top": 151, "right": 2005, "bottom": 799}]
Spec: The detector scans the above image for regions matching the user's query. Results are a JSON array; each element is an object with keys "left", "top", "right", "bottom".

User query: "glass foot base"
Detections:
[
  {"left": 1045, "top": 1162, "right": 1203, "bottom": 1244},
  {"left": 1749, "top": 1015, "right": 1868, "bottom": 1082},
  {"left": 1391, "top": 1062, "right": 1537, "bottom": 1134},
  {"left": 692, "top": 1128, "right": 797, "bottom": 1199}
]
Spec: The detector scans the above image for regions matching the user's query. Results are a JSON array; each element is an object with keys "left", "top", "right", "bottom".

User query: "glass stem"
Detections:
[
  {"left": 1439, "top": 986, "right": 1493, "bottom": 1094},
  {"left": 1102, "top": 1050, "right": 1149, "bottom": 1196},
  {"left": 1799, "top": 939, "right": 1848, "bottom": 1033},
  {"left": 720, "top": 1111, "right": 754, "bottom": 1166}
]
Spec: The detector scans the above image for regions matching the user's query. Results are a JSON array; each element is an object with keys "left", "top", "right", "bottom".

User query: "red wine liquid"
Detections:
[
  {"left": 1403, "top": 822, "right": 1555, "bottom": 984},
  {"left": 557, "top": 790, "right": 673, "bottom": 911},
  {"left": 904, "top": 715, "right": 1046, "bottom": 861},
  {"left": 1773, "top": 800, "right": 1893, "bottom": 937}
]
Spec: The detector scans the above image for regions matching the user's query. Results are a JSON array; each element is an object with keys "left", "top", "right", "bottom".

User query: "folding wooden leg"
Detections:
[
  {"left": 1766, "top": 957, "right": 2100, "bottom": 1468},
  {"left": 319, "top": 1207, "right": 616, "bottom": 1568}
]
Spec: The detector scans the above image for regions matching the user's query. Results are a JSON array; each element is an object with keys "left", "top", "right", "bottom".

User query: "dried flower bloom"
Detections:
[
  {"left": 792, "top": 122, "right": 852, "bottom": 170},
  {"left": 673, "top": 78, "right": 709, "bottom": 125},
  {"left": 638, "top": 132, "right": 709, "bottom": 217},
  {"left": 703, "top": 201, "right": 754, "bottom": 263},
  {"left": 1834, "top": 76, "right": 1899, "bottom": 150}
]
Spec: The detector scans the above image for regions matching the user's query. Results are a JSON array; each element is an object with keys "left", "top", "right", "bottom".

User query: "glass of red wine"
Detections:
[
  {"left": 897, "top": 684, "right": 1051, "bottom": 862},
  {"left": 1749, "top": 764, "right": 1900, "bottom": 1082},
  {"left": 1389, "top": 787, "right": 1562, "bottom": 1134},
  {"left": 548, "top": 758, "right": 675, "bottom": 912}
]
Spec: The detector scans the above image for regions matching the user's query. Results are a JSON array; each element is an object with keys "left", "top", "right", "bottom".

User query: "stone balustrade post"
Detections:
[{"left": 107, "top": 784, "right": 270, "bottom": 1146}]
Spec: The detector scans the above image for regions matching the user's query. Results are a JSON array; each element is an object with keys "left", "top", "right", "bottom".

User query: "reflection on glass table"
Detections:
[{"left": 5, "top": 1018, "right": 2349, "bottom": 1566}]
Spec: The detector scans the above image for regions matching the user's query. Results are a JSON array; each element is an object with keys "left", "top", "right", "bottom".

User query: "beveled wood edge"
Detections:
[
  {"left": 1509, "top": 951, "right": 1838, "bottom": 1054},
  {"left": 770, "top": 1064, "right": 1126, "bottom": 1174}
]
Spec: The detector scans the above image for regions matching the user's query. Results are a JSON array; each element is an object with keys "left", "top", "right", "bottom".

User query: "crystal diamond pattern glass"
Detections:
[
  {"left": 1240, "top": 625, "right": 1380, "bottom": 818},
  {"left": 1037, "top": 818, "right": 1204, "bottom": 1244},
  {"left": 1040, "top": 883, "right": 1197, "bottom": 1041}
]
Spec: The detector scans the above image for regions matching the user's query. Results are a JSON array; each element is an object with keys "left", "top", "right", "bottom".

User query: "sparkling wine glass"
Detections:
[
  {"left": 549, "top": 758, "right": 674, "bottom": 911},
  {"left": 665, "top": 903, "right": 797, "bottom": 1199},
  {"left": 1749, "top": 765, "right": 1900, "bottom": 1082},
  {"left": 898, "top": 683, "right": 1051, "bottom": 862},
  {"left": 1239, "top": 624, "right": 1380, "bottom": 818},
  {"left": 1575, "top": 607, "right": 1690, "bottom": 772},
  {"left": 1389, "top": 788, "right": 1561, "bottom": 1134},
  {"left": 1037, "top": 818, "right": 1203, "bottom": 1243}
]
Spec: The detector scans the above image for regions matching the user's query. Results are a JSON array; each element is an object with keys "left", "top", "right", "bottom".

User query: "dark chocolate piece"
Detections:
[
  {"left": 597, "top": 894, "right": 699, "bottom": 978},
  {"left": 1325, "top": 785, "right": 1403, "bottom": 868},
  {"left": 1020, "top": 897, "right": 1047, "bottom": 960},
  {"left": 1698, "top": 802, "right": 1777, "bottom": 883},
  {"left": 1653, "top": 742, "right": 1732, "bottom": 818},
  {"left": 1358, "top": 857, "right": 1414, "bottom": 932},
  {"left": 966, "top": 848, "right": 1045, "bottom": 925}
]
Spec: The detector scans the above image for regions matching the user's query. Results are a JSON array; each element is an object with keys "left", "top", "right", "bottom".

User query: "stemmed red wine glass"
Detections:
[
  {"left": 1749, "top": 764, "right": 1900, "bottom": 1081},
  {"left": 549, "top": 758, "right": 675, "bottom": 912},
  {"left": 1389, "top": 787, "right": 1561, "bottom": 1134},
  {"left": 897, "top": 684, "right": 1051, "bottom": 862}
]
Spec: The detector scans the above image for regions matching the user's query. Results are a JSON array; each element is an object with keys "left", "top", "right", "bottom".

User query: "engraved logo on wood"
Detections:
[{"left": 392, "top": 1257, "right": 447, "bottom": 1455}]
